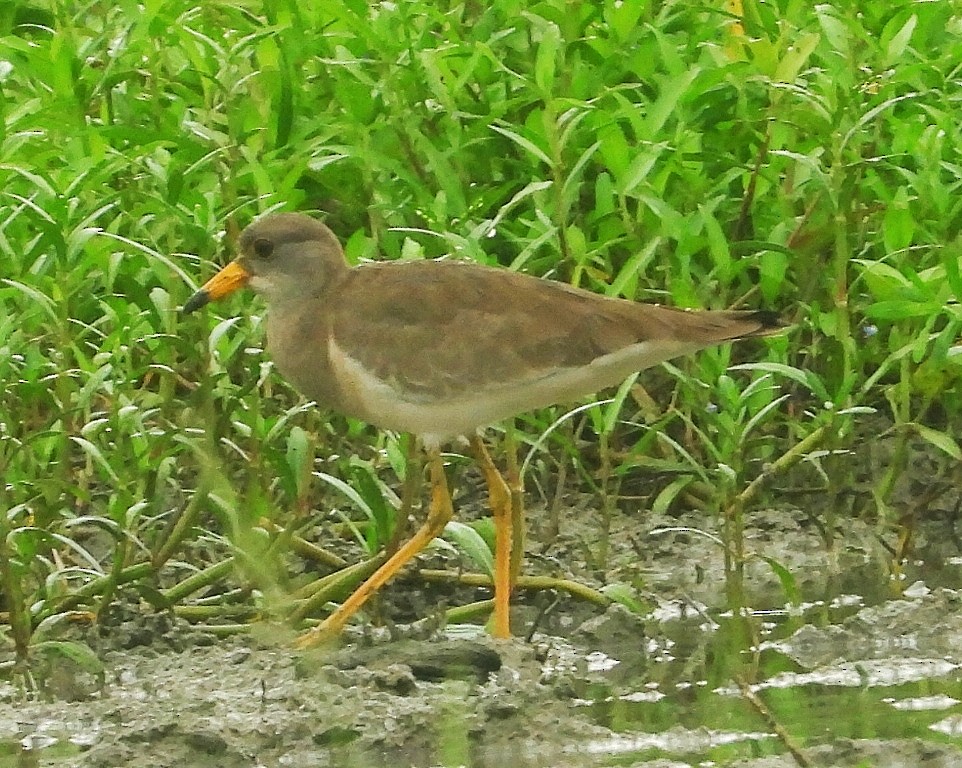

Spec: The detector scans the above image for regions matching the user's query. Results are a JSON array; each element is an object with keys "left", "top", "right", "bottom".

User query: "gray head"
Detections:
[{"left": 183, "top": 213, "right": 349, "bottom": 312}]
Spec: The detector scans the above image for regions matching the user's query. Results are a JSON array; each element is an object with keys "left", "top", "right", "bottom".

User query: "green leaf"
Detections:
[
  {"left": 854, "top": 259, "right": 911, "bottom": 301},
  {"left": 442, "top": 521, "right": 493, "bottom": 576},
  {"left": 605, "top": 2, "right": 644, "bottom": 42},
  {"left": 534, "top": 21, "right": 561, "bottom": 94},
  {"left": 285, "top": 426, "right": 312, "bottom": 497},
  {"left": 600, "top": 583, "right": 648, "bottom": 615},
  {"left": 702, "top": 205, "right": 732, "bottom": 282},
  {"left": 759, "top": 250, "right": 788, "bottom": 304},
  {"left": 883, "top": 13, "right": 917, "bottom": 65},
  {"left": 651, "top": 475, "right": 695, "bottom": 515},
  {"left": 2, "top": 278, "right": 59, "bottom": 324},
  {"left": 602, "top": 373, "right": 639, "bottom": 434},
  {"left": 33, "top": 640, "right": 105, "bottom": 676},
  {"left": 774, "top": 32, "right": 820, "bottom": 84},
  {"left": 729, "top": 362, "right": 831, "bottom": 404},
  {"left": 70, "top": 437, "right": 121, "bottom": 485},
  {"left": 863, "top": 299, "right": 939, "bottom": 320},
  {"left": 597, "top": 123, "right": 630, "bottom": 180},
  {"left": 351, "top": 463, "right": 395, "bottom": 545},
  {"left": 644, "top": 67, "right": 699, "bottom": 137},
  {"left": 608, "top": 238, "right": 659, "bottom": 299},
  {"left": 914, "top": 424, "right": 962, "bottom": 461},
  {"left": 943, "top": 246, "right": 962, "bottom": 302},
  {"left": 314, "top": 472, "right": 375, "bottom": 524},
  {"left": 758, "top": 555, "right": 800, "bottom": 606},
  {"left": 618, "top": 145, "right": 662, "bottom": 196},
  {"left": 815, "top": 5, "right": 850, "bottom": 57},
  {"left": 490, "top": 124, "right": 552, "bottom": 166},
  {"left": 208, "top": 316, "right": 243, "bottom": 353},
  {"left": 882, "top": 189, "right": 915, "bottom": 253},
  {"left": 560, "top": 140, "right": 601, "bottom": 214}
]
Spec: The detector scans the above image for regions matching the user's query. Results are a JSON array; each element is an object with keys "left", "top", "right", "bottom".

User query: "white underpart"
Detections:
[{"left": 328, "top": 336, "right": 701, "bottom": 445}]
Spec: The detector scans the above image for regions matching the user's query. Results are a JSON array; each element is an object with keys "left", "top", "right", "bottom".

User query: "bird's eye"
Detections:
[{"left": 253, "top": 238, "right": 274, "bottom": 259}]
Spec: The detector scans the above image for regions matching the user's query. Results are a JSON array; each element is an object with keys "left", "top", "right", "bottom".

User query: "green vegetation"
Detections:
[{"left": 1, "top": 0, "right": 960, "bottom": 675}]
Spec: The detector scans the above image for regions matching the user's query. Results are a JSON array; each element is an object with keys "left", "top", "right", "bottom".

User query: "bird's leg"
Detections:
[
  {"left": 469, "top": 434, "right": 513, "bottom": 639},
  {"left": 503, "top": 427, "right": 526, "bottom": 588},
  {"left": 292, "top": 447, "right": 453, "bottom": 648}
]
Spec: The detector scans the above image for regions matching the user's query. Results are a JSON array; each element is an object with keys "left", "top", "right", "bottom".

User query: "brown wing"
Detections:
[{"left": 329, "top": 260, "right": 775, "bottom": 402}]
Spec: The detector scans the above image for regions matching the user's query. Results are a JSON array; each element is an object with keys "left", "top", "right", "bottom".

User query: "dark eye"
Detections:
[{"left": 253, "top": 238, "right": 274, "bottom": 259}]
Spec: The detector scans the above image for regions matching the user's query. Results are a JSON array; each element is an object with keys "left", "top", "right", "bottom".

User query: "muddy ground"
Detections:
[{"left": 4, "top": 430, "right": 962, "bottom": 767}]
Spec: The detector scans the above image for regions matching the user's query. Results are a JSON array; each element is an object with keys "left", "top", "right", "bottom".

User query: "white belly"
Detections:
[{"left": 327, "top": 337, "right": 697, "bottom": 445}]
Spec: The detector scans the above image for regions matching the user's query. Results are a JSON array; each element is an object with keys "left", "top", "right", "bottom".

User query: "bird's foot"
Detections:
[{"left": 291, "top": 620, "right": 342, "bottom": 650}]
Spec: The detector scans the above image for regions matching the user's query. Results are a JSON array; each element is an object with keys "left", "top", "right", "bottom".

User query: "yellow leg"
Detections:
[
  {"left": 292, "top": 447, "right": 453, "bottom": 649},
  {"left": 504, "top": 429, "right": 526, "bottom": 587},
  {"left": 469, "top": 435, "right": 513, "bottom": 639}
]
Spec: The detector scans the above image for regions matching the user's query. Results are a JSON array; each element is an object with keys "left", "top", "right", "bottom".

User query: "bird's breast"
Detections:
[{"left": 265, "top": 309, "right": 344, "bottom": 411}]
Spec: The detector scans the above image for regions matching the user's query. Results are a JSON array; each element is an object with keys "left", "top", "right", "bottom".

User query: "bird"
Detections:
[{"left": 183, "top": 212, "right": 782, "bottom": 647}]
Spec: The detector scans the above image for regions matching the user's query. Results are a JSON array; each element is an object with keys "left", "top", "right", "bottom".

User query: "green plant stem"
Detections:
[
  {"left": 725, "top": 422, "right": 834, "bottom": 516},
  {"left": 445, "top": 599, "right": 495, "bottom": 624},
  {"left": 174, "top": 604, "right": 256, "bottom": 622},
  {"left": 0, "top": 520, "right": 31, "bottom": 663},
  {"left": 596, "top": 431, "right": 612, "bottom": 569},
  {"left": 417, "top": 568, "right": 611, "bottom": 606},
  {"left": 163, "top": 558, "right": 237, "bottom": 604},
  {"left": 384, "top": 434, "right": 421, "bottom": 555},
  {"left": 260, "top": 519, "right": 348, "bottom": 569},
  {"left": 187, "top": 623, "right": 254, "bottom": 637},
  {"left": 34, "top": 562, "right": 154, "bottom": 623},
  {"left": 288, "top": 554, "right": 386, "bottom": 625},
  {"left": 153, "top": 482, "right": 211, "bottom": 570},
  {"left": 735, "top": 675, "right": 812, "bottom": 768},
  {"left": 721, "top": 421, "right": 834, "bottom": 603}
]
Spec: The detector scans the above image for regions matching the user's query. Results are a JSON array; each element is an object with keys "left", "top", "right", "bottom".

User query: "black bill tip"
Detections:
[{"left": 182, "top": 289, "right": 211, "bottom": 314}]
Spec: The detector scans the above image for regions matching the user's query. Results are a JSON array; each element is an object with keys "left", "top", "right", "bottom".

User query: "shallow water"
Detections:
[{"left": 569, "top": 596, "right": 962, "bottom": 766}]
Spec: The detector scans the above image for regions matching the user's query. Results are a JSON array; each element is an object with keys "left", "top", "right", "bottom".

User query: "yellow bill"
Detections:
[{"left": 183, "top": 261, "right": 251, "bottom": 313}]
